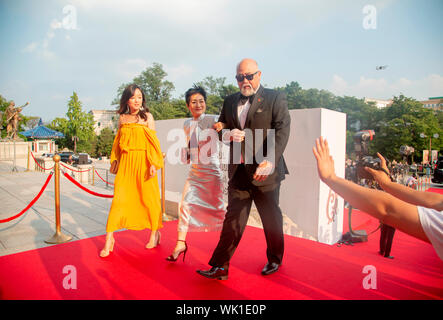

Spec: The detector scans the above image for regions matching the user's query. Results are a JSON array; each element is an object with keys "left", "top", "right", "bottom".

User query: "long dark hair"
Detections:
[{"left": 117, "top": 84, "right": 148, "bottom": 121}]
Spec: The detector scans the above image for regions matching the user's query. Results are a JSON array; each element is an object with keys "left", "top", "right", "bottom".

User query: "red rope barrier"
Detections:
[
  {"left": 0, "top": 173, "right": 53, "bottom": 223},
  {"left": 95, "top": 169, "right": 114, "bottom": 186},
  {"left": 60, "top": 162, "right": 91, "bottom": 173},
  {"left": 30, "top": 152, "right": 54, "bottom": 171},
  {"left": 62, "top": 171, "right": 114, "bottom": 198}
]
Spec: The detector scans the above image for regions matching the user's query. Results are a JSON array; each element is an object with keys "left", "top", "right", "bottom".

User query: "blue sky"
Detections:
[{"left": 1, "top": 0, "right": 442, "bottom": 122}]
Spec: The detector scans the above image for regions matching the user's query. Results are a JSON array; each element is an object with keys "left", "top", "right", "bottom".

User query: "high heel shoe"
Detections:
[
  {"left": 99, "top": 238, "right": 115, "bottom": 258},
  {"left": 166, "top": 240, "right": 188, "bottom": 262},
  {"left": 145, "top": 231, "right": 161, "bottom": 249}
]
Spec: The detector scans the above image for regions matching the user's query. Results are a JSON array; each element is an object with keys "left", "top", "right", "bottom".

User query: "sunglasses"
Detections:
[{"left": 235, "top": 71, "right": 259, "bottom": 82}]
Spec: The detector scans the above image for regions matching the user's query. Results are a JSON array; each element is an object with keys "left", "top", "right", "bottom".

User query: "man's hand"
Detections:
[
  {"left": 230, "top": 128, "right": 245, "bottom": 142},
  {"left": 312, "top": 137, "right": 336, "bottom": 183},
  {"left": 365, "top": 152, "right": 391, "bottom": 186},
  {"left": 253, "top": 160, "right": 274, "bottom": 182}
]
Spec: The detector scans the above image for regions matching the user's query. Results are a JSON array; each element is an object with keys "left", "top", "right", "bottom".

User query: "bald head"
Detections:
[
  {"left": 236, "top": 58, "right": 261, "bottom": 96},
  {"left": 236, "top": 58, "right": 259, "bottom": 73}
]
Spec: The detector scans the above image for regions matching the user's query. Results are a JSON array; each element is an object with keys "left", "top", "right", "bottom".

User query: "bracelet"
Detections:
[{"left": 380, "top": 168, "right": 395, "bottom": 182}]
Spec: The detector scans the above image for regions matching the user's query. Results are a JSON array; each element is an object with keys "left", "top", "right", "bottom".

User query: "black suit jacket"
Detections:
[{"left": 218, "top": 85, "right": 291, "bottom": 186}]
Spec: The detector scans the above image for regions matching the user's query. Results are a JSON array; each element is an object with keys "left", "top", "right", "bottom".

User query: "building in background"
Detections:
[
  {"left": 89, "top": 109, "right": 119, "bottom": 135},
  {"left": 420, "top": 97, "right": 443, "bottom": 112}
]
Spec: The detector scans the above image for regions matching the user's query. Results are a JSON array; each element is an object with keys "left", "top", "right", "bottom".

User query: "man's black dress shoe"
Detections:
[
  {"left": 261, "top": 262, "right": 280, "bottom": 275},
  {"left": 196, "top": 267, "right": 228, "bottom": 280}
]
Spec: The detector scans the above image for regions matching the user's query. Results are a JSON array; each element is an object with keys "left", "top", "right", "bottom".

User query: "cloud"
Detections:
[
  {"left": 329, "top": 74, "right": 443, "bottom": 100},
  {"left": 164, "top": 64, "right": 194, "bottom": 81},
  {"left": 22, "top": 7, "right": 78, "bottom": 60},
  {"left": 115, "top": 58, "right": 149, "bottom": 80},
  {"left": 22, "top": 42, "right": 38, "bottom": 53}
]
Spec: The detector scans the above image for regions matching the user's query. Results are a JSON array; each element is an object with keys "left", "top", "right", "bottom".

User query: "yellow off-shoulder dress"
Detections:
[{"left": 106, "top": 123, "right": 164, "bottom": 232}]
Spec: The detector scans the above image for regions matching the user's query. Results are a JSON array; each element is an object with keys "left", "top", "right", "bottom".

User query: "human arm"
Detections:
[
  {"left": 109, "top": 128, "right": 122, "bottom": 174},
  {"left": 366, "top": 153, "right": 443, "bottom": 211},
  {"left": 313, "top": 137, "right": 430, "bottom": 243},
  {"left": 147, "top": 112, "right": 156, "bottom": 130},
  {"left": 254, "top": 92, "right": 290, "bottom": 181}
]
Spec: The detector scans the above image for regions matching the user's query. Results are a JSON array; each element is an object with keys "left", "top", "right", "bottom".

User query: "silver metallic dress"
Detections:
[{"left": 178, "top": 114, "right": 226, "bottom": 232}]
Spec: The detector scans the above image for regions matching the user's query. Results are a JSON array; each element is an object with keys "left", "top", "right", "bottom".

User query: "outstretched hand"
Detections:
[
  {"left": 312, "top": 137, "right": 336, "bottom": 183},
  {"left": 365, "top": 152, "right": 391, "bottom": 185}
]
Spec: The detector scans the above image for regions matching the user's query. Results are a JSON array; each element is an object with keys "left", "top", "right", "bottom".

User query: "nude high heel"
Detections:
[
  {"left": 99, "top": 238, "right": 115, "bottom": 258},
  {"left": 145, "top": 231, "right": 161, "bottom": 249}
]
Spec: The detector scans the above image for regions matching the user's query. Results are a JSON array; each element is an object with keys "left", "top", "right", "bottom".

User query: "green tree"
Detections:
[
  {"left": 47, "top": 117, "right": 69, "bottom": 149},
  {"left": 96, "top": 127, "right": 115, "bottom": 157},
  {"left": 65, "top": 92, "right": 95, "bottom": 153},
  {"left": 195, "top": 76, "right": 239, "bottom": 114},
  {"left": 372, "top": 95, "right": 442, "bottom": 162},
  {"left": 149, "top": 100, "right": 189, "bottom": 120},
  {"left": 112, "top": 62, "right": 175, "bottom": 105}
]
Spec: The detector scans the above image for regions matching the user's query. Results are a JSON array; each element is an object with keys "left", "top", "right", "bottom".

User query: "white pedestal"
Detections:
[{"left": 280, "top": 108, "right": 346, "bottom": 245}]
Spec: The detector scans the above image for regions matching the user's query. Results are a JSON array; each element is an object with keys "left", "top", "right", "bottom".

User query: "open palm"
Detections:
[{"left": 312, "top": 137, "right": 336, "bottom": 183}]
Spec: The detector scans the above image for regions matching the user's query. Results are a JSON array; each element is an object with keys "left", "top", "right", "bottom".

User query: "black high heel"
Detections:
[{"left": 166, "top": 240, "right": 188, "bottom": 262}]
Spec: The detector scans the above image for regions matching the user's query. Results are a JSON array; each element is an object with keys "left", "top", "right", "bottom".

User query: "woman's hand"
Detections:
[
  {"left": 213, "top": 122, "right": 226, "bottom": 132},
  {"left": 110, "top": 160, "right": 119, "bottom": 174},
  {"left": 145, "top": 164, "right": 157, "bottom": 180}
]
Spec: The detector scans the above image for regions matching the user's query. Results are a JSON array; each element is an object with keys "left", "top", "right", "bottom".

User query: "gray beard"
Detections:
[{"left": 240, "top": 86, "right": 255, "bottom": 96}]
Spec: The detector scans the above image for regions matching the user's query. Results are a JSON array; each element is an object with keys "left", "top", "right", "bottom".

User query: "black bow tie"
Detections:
[{"left": 239, "top": 94, "right": 255, "bottom": 105}]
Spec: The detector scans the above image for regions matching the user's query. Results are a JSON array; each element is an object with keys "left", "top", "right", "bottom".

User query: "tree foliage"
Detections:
[
  {"left": 372, "top": 95, "right": 442, "bottom": 162},
  {"left": 47, "top": 93, "right": 94, "bottom": 153},
  {"left": 112, "top": 62, "right": 175, "bottom": 105},
  {"left": 95, "top": 127, "right": 115, "bottom": 157}
]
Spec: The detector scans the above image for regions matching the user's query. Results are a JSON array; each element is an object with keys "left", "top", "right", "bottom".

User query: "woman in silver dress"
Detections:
[{"left": 166, "top": 86, "right": 226, "bottom": 262}]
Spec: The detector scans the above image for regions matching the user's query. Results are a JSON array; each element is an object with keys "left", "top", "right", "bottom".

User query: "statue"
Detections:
[{"left": 5, "top": 101, "right": 29, "bottom": 140}]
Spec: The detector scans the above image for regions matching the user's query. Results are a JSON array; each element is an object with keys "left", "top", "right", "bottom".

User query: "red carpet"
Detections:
[
  {"left": 0, "top": 208, "right": 442, "bottom": 300},
  {"left": 428, "top": 187, "right": 443, "bottom": 194}
]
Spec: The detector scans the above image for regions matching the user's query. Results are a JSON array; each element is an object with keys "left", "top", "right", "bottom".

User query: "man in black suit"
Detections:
[{"left": 197, "top": 58, "right": 291, "bottom": 280}]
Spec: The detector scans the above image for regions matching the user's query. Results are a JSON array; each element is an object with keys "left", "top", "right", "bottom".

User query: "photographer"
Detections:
[{"left": 313, "top": 137, "right": 443, "bottom": 261}]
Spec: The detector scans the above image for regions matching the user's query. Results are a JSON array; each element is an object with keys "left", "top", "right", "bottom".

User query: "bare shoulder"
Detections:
[
  {"left": 146, "top": 112, "right": 156, "bottom": 130},
  {"left": 118, "top": 114, "right": 127, "bottom": 127}
]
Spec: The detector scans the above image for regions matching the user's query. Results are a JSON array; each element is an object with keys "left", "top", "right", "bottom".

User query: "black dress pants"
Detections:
[
  {"left": 208, "top": 165, "right": 284, "bottom": 268},
  {"left": 379, "top": 223, "right": 396, "bottom": 257}
]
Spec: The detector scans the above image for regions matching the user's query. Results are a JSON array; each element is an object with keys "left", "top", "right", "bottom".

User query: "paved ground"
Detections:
[{"left": 0, "top": 161, "right": 120, "bottom": 256}]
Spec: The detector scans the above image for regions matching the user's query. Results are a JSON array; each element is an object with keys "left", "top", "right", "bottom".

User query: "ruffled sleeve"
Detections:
[
  {"left": 110, "top": 130, "right": 122, "bottom": 163},
  {"left": 143, "top": 127, "right": 164, "bottom": 170}
]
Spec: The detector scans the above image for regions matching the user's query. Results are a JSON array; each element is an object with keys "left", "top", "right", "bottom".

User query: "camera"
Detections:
[
  {"left": 353, "top": 130, "right": 383, "bottom": 181},
  {"left": 356, "top": 156, "right": 381, "bottom": 180}
]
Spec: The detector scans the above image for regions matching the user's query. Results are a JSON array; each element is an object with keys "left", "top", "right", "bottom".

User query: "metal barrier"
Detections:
[{"left": 44, "top": 154, "right": 72, "bottom": 244}]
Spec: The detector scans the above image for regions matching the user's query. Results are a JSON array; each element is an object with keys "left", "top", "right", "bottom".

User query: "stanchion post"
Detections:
[
  {"left": 161, "top": 152, "right": 169, "bottom": 221},
  {"left": 12, "top": 140, "right": 18, "bottom": 172},
  {"left": 105, "top": 169, "right": 109, "bottom": 189},
  {"left": 26, "top": 143, "right": 30, "bottom": 172},
  {"left": 45, "top": 154, "right": 72, "bottom": 244}
]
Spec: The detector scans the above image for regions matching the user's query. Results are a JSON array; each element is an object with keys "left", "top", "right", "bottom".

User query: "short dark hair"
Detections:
[
  {"left": 185, "top": 85, "right": 207, "bottom": 105},
  {"left": 117, "top": 84, "right": 148, "bottom": 121}
]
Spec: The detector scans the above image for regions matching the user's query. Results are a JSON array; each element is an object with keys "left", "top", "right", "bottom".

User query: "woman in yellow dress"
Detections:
[{"left": 100, "top": 84, "right": 164, "bottom": 258}]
